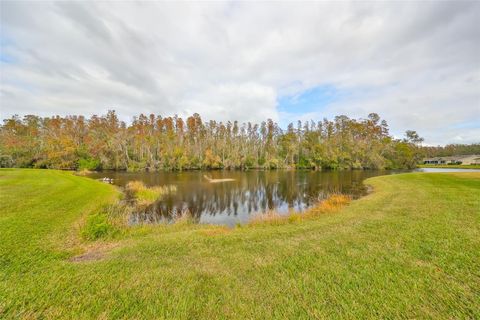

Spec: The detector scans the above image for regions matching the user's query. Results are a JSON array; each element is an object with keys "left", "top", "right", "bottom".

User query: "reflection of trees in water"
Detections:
[{"left": 128, "top": 170, "right": 374, "bottom": 224}]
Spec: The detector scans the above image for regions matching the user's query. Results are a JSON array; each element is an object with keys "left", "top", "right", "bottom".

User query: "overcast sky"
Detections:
[{"left": 1, "top": 1, "right": 479, "bottom": 145}]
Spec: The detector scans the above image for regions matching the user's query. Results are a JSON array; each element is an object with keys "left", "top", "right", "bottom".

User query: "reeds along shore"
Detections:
[{"left": 249, "top": 194, "right": 351, "bottom": 225}]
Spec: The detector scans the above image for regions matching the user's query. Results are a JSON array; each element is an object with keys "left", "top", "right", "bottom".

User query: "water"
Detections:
[{"left": 88, "top": 170, "right": 413, "bottom": 226}]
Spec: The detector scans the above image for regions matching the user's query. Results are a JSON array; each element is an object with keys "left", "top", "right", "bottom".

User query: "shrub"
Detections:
[
  {"left": 126, "top": 161, "right": 148, "bottom": 172},
  {"left": 0, "top": 155, "right": 13, "bottom": 168},
  {"left": 81, "top": 203, "right": 131, "bottom": 240},
  {"left": 264, "top": 158, "right": 281, "bottom": 169},
  {"left": 81, "top": 213, "right": 115, "bottom": 240},
  {"left": 78, "top": 158, "right": 101, "bottom": 171}
]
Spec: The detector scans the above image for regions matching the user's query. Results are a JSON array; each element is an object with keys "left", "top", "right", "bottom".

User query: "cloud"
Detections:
[
  {"left": 179, "top": 83, "right": 278, "bottom": 123},
  {"left": 0, "top": 1, "right": 479, "bottom": 144}
]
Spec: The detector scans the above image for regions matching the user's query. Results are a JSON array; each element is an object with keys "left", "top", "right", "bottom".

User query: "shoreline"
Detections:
[{"left": 1, "top": 169, "right": 479, "bottom": 318}]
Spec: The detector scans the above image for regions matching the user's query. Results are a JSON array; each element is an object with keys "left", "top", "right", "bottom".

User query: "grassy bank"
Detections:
[
  {"left": 1, "top": 169, "right": 479, "bottom": 319},
  {"left": 418, "top": 164, "right": 480, "bottom": 169}
]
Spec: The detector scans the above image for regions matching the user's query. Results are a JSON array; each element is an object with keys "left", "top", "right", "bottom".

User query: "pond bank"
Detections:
[
  {"left": 85, "top": 169, "right": 407, "bottom": 226},
  {"left": 1, "top": 169, "right": 479, "bottom": 318}
]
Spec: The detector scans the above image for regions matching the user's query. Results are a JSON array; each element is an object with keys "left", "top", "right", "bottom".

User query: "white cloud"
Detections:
[
  {"left": 179, "top": 83, "right": 278, "bottom": 123},
  {"left": 0, "top": 1, "right": 479, "bottom": 144}
]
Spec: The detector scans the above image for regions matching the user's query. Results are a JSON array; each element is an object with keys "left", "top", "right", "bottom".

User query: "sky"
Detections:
[{"left": 0, "top": 1, "right": 479, "bottom": 145}]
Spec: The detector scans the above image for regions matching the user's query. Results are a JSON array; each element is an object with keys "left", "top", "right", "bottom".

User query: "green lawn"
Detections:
[
  {"left": 418, "top": 164, "right": 480, "bottom": 169},
  {"left": 1, "top": 169, "right": 479, "bottom": 319}
]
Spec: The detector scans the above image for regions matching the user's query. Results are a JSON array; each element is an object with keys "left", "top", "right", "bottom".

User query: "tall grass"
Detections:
[
  {"left": 81, "top": 203, "right": 132, "bottom": 240},
  {"left": 125, "top": 181, "right": 176, "bottom": 206},
  {"left": 82, "top": 181, "right": 177, "bottom": 238},
  {"left": 74, "top": 168, "right": 94, "bottom": 176},
  {"left": 249, "top": 194, "right": 351, "bottom": 226}
]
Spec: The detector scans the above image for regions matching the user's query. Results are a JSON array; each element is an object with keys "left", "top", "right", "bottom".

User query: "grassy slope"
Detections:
[{"left": 1, "top": 169, "right": 479, "bottom": 319}]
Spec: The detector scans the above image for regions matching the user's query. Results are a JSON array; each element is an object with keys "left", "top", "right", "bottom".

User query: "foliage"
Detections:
[
  {"left": 81, "top": 213, "right": 115, "bottom": 240},
  {"left": 0, "top": 155, "right": 13, "bottom": 168},
  {"left": 421, "top": 143, "right": 480, "bottom": 157},
  {"left": 78, "top": 157, "right": 102, "bottom": 171},
  {"left": 1, "top": 111, "right": 424, "bottom": 171}
]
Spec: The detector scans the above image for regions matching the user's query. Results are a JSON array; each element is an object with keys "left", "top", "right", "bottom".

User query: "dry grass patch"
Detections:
[
  {"left": 69, "top": 242, "right": 120, "bottom": 263},
  {"left": 199, "top": 226, "right": 231, "bottom": 236},
  {"left": 303, "top": 194, "right": 351, "bottom": 217},
  {"left": 74, "top": 169, "right": 94, "bottom": 176},
  {"left": 126, "top": 180, "right": 177, "bottom": 206},
  {"left": 249, "top": 194, "right": 351, "bottom": 226},
  {"left": 249, "top": 210, "right": 291, "bottom": 225}
]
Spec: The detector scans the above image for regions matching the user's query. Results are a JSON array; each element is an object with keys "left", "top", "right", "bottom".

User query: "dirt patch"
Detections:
[
  {"left": 365, "top": 184, "right": 374, "bottom": 195},
  {"left": 70, "top": 251, "right": 105, "bottom": 262},
  {"left": 69, "top": 242, "right": 119, "bottom": 263}
]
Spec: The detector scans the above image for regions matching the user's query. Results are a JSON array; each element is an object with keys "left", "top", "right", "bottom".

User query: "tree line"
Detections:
[
  {"left": 0, "top": 111, "right": 424, "bottom": 171},
  {"left": 421, "top": 143, "right": 480, "bottom": 158}
]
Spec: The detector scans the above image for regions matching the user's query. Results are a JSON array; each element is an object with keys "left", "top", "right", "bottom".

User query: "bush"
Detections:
[
  {"left": 80, "top": 203, "right": 131, "bottom": 240},
  {"left": 126, "top": 161, "right": 148, "bottom": 172},
  {"left": 264, "top": 158, "right": 281, "bottom": 169},
  {"left": 78, "top": 158, "right": 101, "bottom": 171},
  {"left": 81, "top": 213, "right": 115, "bottom": 240},
  {"left": 0, "top": 155, "right": 13, "bottom": 168}
]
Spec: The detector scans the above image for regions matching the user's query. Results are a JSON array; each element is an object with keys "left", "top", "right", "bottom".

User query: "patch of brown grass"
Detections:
[
  {"left": 74, "top": 169, "right": 93, "bottom": 176},
  {"left": 174, "top": 210, "right": 195, "bottom": 225},
  {"left": 125, "top": 180, "right": 145, "bottom": 193},
  {"left": 249, "top": 210, "right": 291, "bottom": 226},
  {"left": 248, "top": 194, "right": 351, "bottom": 226},
  {"left": 303, "top": 194, "right": 351, "bottom": 217},
  {"left": 69, "top": 242, "right": 120, "bottom": 263},
  {"left": 199, "top": 227, "right": 231, "bottom": 236}
]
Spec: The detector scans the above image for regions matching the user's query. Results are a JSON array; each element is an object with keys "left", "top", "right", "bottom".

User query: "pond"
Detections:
[{"left": 88, "top": 169, "right": 414, "bottom": 226}]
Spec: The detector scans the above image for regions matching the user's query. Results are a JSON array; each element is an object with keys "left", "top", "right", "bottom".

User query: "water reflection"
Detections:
[{"left": 88, "top": 170, "right": 402, "bottom": 226}]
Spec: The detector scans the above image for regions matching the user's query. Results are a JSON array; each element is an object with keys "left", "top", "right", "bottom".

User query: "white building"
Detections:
[{"left": 423, "top": 155, "right": 480, "bottom": 165}]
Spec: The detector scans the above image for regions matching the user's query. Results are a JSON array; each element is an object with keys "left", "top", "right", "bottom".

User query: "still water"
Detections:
[{"left": 88, "top": 170, "right": 413, "bottom": 226}]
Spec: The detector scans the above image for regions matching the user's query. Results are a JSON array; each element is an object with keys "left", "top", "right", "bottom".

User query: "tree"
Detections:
[
  {"left": 405, "top": 130, "right": 424, "bottom": 145},
  {"left": 0, "top": 111, "right": 423, "bottom": 171}
]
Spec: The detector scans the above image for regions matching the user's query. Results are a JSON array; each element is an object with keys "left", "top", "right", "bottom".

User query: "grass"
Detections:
[
  {"left": 74, "top": 168, "right": 95, "bottom": 176},
  {"left": 418, "top": 164, "right": 480, "bottom": 169},
  {"left": 1, "top": 169, "right": 479, "bottom": 319},
  {"left": 249, "top": 194, "right": 351, "bottom": 225},
  {"left": 126, "top": 180, "right": 177, "bottom": 206}
]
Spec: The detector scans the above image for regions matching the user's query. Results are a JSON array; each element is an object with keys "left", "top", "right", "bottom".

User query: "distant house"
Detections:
[
  {"left": 423, "top": 155, "right": 480, "bottom": 165},
  {"left": 463, "top": 155, "right": 480, "bottom": 165}
]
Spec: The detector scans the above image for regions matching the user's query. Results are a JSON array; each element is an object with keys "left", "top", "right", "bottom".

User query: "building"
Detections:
[{"left": 423, "top": 155, "right": 480, "bottom": 165}]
